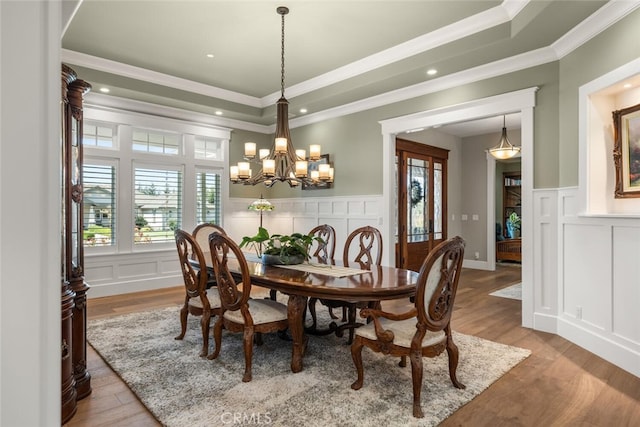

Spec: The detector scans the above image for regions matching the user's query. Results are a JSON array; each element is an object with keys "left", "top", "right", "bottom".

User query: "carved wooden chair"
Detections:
[
  {"left": 350, "top": 236, "right": 466, "bottom": 418},
  {"left": 192, "top": 223, "right": 226, "bottom": 287},
  {"left": 207, "top": 231, "right": 289, "bottom": 382},
  {"left": 174, "top": 229, "right": 222, "bottom": 357},
  {"left": 310, "top": 226, "right": 383, "bottom": 343}
]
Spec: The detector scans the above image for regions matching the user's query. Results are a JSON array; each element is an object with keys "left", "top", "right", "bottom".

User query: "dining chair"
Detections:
[
  {"left": 192, "top": 223, "right": 226, "bottom": 287},
  {"left": 310, "top": 226, "right": 383, "bottom": 343},
  {"left": 350, "top": 236, "right": 466, "bottom": 418},
  {"left": 207, "top": 231, "right": 289, "bottom": 382},
  {"left": 174, "top": 229, "right": 222, "bottom": 357}
]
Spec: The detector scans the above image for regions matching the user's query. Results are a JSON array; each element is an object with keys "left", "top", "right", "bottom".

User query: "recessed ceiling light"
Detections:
[
  {"left": 624, "top": 83, "right": 632, "bottom": 88},
  {"left": 299, "top": 108, "right": 307, "bottom": 114},
  {"left": 426, "top": 69, "right": 438, "bottom": 76},
  {"left": 99, "top": 87, "right": 110, "bottom": 93},
  {"left": 206, "top": 53, "right": 214, "bottom": 58},
  {"left": 215, "top": 111, "right": 223, "bottom": 116}
]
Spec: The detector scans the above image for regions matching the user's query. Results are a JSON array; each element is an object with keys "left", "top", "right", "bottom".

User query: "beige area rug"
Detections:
[
  {"left": 489, "top": 282, "right": 522, "bottom": 300},
  {"left": 88, "top": 306, "right": 530, "bottom": 427}
]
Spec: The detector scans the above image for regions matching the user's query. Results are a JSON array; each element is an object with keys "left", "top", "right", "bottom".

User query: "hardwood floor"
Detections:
[{"left": 64, "top": 264, "right": 640, "bottom": 426}]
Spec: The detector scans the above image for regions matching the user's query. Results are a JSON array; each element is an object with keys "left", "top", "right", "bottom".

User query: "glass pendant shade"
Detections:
[{"left": 489, "top": 116, "right": 520, "bottom": 160}]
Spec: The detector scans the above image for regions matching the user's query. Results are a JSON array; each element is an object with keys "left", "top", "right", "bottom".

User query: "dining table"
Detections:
[{"left": 199, "top": 254, "right": 419, "bottom": 373}]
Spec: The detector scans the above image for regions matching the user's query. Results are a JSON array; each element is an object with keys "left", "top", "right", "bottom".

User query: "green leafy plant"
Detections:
[
  {"left": 508, "top": 211, "right": 521, "bottom": 230},
  {"left": 239, "top": 226, "right": 322, "bottom": 260}
]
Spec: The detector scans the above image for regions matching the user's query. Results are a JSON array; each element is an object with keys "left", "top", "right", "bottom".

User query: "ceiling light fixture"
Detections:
[
  {"left": 427, "top": 68, "right": 437, "bottom": 76},
  {"left": 489, "top": 115, "right": 520, "bottom": 160},
  {"left": 230, "top": 6, "right": 333, "bottom": 188}
]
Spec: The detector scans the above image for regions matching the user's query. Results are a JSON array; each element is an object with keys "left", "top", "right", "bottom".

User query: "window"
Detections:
[
  {"left": 134, "top": 166, "right": 182, "bottom": 245},
  {"left": 196, "top": 169, "right": 222, "bottom": 224},
  {"left": 132, "top": 128, "right": 179, "bottom": 155},
  {"left": 83, "top": 162, "right": 117, "bottom": 247},
  {"left": 194, "top": 136, "right": 222, "bottom": 160},
  {"left": 83, "top": 122, "right": 115, "bottom": 148}
]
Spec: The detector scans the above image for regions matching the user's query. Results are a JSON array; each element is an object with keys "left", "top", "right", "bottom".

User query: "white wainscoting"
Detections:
[
  {"left": 556, "top": 188, "right": 640, "bottom": 377},
  {"left": 223, "top": 195, "right": 384, "bottom": 260},
  {"left": 85, "top": 250, "right": 182, "bottom": 298}
]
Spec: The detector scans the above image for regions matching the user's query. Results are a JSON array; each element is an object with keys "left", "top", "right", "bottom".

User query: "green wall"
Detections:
[{"left": 558, "top": 8, "right": 640, "bottom": 187}]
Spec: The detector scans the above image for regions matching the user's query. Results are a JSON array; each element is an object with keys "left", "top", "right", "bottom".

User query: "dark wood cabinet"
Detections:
[{"left": 61, "top": 64, "right": 92, "bottom": 424}]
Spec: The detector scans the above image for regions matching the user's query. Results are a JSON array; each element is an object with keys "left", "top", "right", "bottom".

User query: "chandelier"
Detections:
[
  {"left": 489, "top": 115, "right": 521, "bottom": 160},
  {"left": 230, "top": 6, "right": 334, "bottom": 188}
]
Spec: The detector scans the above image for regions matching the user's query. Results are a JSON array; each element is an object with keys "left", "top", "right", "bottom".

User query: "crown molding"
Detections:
[
  {"left": 552, "top": 0, "right": 640, "bottom": 59},
  {"left": 291, "top": 47, "right": 555, "bottom": 129},
  {"left": 84, "top": 92, "right": 268, "bottom": 135},
  {"left": 61, "top": 49, "right": 263, "bottom": 108}
]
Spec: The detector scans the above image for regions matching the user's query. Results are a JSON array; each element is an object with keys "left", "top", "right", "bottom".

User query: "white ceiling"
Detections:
[{"left": 61, "top": 1, "right": 630, "bottom": 136}]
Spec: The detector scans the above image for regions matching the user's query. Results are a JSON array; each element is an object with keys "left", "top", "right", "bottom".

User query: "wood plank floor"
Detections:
[{"left": 64, "top": 264, "right": 640, "bottom": 426}]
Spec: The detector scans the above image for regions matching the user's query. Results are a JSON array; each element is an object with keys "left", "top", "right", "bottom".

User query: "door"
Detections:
[{"left": 396, "top": 139, "right": 448, "bottom": 271}]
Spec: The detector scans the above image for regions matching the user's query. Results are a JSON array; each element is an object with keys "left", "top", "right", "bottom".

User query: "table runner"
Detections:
[{"left": 274, "top": 262, "right": 367, "bottom": 278}]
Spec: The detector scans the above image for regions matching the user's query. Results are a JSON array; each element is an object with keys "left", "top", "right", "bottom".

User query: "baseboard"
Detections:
[
  {"left": 557, "top": 317, "right": 640, "bottom": 378},
  {"left": 463, "top": 259, "right": 492, "bottom": 270},
  {"left": 533, "top": 312, "right": 558, "bottom": 334},
  {"left": 87, "top": 274, "right": 182, "bottom": 298}
]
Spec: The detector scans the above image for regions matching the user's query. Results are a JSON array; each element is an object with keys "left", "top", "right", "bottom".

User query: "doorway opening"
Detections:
[{"left": 380, "top": 87, "right": 536, "bottom": 328}]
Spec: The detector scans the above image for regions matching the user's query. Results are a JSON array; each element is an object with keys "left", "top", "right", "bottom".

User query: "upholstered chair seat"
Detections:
[
  {"left": 355, "top": 318, "right": 446, "bottom": 348},
  {"left": 223, "top": 298, "right": 288, "bottom": 325},
  {"left": 188, "top": 288, "right": 221, "bottom": 311}
]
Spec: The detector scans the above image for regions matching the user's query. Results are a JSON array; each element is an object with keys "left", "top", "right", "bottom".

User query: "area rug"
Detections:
[
  {"left": 489, "top": 282, "right": 522, "bottom": 300},
  {"left": 87, "top": 306, "right": 530, "bottom": 427}
]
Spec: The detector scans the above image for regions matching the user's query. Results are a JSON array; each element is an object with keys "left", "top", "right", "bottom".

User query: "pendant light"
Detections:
[{"left": 489, "top": 115, "right": 520, "bottom": 160}]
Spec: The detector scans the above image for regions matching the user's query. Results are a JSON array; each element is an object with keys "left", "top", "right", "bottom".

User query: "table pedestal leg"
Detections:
[{"left": 287, "top": 294, "right": 308, "bottom": 373}]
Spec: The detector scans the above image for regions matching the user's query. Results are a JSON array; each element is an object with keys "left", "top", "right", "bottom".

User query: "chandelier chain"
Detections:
[{"left": 280, "top": 11, "right": 285, "bottom": 98}]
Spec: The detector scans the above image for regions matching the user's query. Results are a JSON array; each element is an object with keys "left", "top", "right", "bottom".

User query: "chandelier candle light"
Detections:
[
  {"left": 230, "top": 6, "right": 334, "bottom": 188},
  {"left": 489, "top": 115, "right": 521, "bottom": 160}
]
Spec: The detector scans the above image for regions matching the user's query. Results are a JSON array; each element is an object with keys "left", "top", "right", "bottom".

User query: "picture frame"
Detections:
[
  {"left": 613, "top": 103, "right": 640, "bottom": 198},
  {"left": 302, "top": 154, "right": 332, "bottom": 190}
]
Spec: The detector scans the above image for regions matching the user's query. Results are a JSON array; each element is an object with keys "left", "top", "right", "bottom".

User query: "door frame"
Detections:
[{"left": 379, "top": 87, "right": 537, "bottom": 328}]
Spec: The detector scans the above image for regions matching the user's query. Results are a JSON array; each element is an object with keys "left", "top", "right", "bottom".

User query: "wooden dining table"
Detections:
[{"left": 200, "top": 255, "right": 419, "bottom": 373}]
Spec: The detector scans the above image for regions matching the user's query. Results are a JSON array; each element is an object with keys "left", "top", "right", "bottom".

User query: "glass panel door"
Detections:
[{"left": 396, "top": 141, "right": 448, "bottom": 271}]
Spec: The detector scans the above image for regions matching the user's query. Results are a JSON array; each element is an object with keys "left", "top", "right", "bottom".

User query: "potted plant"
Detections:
[
  {"left": 507, "top": 211, "right": 521, "bottom": 238},
  {"left": 240, "top": 227, "right": 323, "bottom": 265}
]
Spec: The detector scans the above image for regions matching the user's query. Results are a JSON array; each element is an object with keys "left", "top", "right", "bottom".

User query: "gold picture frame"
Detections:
[{"left": 613, "top": 102, "right": 640, "bottom": 198}]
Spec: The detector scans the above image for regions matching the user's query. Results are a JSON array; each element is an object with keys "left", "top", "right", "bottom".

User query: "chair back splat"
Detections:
[
  {"left": 343, "top": 225, "right": 383, "bottom": 269},
  {"left": 208, "top": 232, "right": 251, "bottom": 313},
  {"left": 308, "top": 224, "right": 336, "bottom": 264}
]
